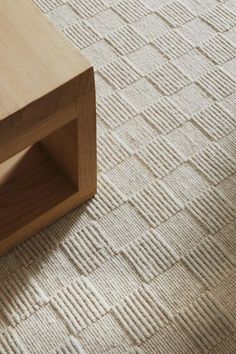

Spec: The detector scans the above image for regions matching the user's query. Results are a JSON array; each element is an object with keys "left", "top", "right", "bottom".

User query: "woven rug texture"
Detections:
[{"left": 1, "top": 0, "right": 236, "bottom": 353}]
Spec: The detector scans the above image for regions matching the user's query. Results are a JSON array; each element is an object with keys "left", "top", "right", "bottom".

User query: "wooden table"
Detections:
[{"left": 0, "top": 0, "right": 96, "bottom": 255}]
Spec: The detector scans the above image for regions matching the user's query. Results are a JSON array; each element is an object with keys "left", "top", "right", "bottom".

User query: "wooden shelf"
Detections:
[
  {"left": 0, "top": 0, "right": 96, "bottom": 255},
  {"left": 0, "top": 143, "right": 77, "bottom": 241}
]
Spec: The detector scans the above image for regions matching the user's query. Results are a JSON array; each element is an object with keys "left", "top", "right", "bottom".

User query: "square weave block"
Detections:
[{"left": 0, "top": 0, "right": 96, "bottom": 255}]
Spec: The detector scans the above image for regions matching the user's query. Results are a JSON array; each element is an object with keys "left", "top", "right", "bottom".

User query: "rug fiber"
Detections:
[{"left": 0, "top": 0, "right": 236, "bottom": 353}]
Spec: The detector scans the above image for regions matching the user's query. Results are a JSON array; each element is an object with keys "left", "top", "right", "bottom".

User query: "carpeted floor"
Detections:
[{"left": 1, "top": 0, "right": 236, "bottom": 353}]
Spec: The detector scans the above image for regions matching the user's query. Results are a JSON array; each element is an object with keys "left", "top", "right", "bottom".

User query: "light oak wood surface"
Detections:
[
  {"left": 0, "top": 0, "right": 96, "bottom": 255},
  {"left": 0, "top": 0, "right": 90, "bottom": 121}
]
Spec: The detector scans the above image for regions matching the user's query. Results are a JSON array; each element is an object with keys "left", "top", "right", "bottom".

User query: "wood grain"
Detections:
[
  {"left": 0, "top": 0, "right": 90, "bottom": 121},
  {"left": 41, "top": 119, "right": 79, "bottom": 188},
  {"left": 0, "top": 144, "right": 76, "bottom": 242},
  {"left": 0, "top": 0, "right": 96, "bottom": 255}
]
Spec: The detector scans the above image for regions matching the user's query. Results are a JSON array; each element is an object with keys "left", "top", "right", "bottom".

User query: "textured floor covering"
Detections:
[{"left": 1, "top": 0, "right": 236, "bottom": 353}]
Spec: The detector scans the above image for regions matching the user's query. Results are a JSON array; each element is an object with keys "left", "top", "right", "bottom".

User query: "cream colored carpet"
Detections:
[{"left": 1, "top": 0, "right": 236, "bottom": 353}]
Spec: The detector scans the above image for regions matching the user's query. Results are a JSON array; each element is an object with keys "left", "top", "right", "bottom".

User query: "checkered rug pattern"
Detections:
[{"left": 1, "top": 0, "right": 236, "bottom": 353}]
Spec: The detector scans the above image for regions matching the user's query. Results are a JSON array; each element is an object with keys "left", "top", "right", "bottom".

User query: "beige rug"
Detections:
[{"left": 1, "top": 0, "right": 236, "bottom": 353}]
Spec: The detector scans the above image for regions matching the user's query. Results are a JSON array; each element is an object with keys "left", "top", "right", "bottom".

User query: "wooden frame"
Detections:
[{"left": 0, "top": 1, "right": 96, "bottom": 255}]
